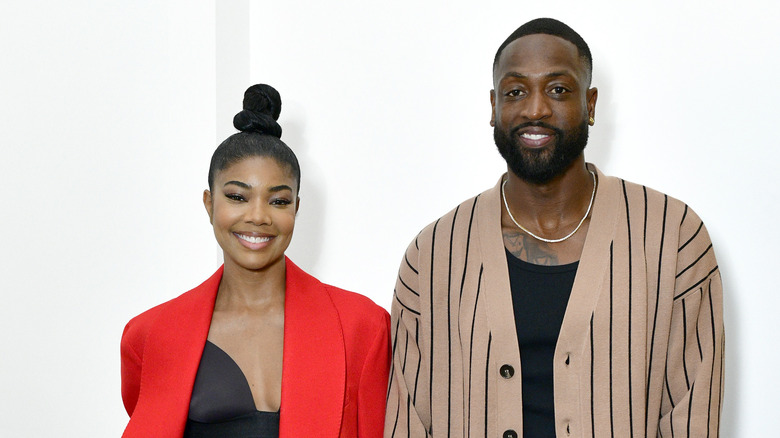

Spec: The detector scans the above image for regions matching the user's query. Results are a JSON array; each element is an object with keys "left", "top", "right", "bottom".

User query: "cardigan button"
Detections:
[
  {"left": 503, "top": 430, "right": 518, "bottom": 438},
  {"left": 499, "top": 364, "right": 514, "bottom": 379}
]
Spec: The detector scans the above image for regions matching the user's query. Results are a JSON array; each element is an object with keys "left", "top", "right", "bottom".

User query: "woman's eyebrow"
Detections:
[
  {"left": 223, "top": 180, "right": 251, "bottom": 189},
  {"left": 269, "top": 185, "right": 293, "bottom": 193}
]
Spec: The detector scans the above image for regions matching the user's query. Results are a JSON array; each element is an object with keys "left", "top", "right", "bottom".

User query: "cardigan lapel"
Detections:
[
  {"left": 556, "top": 164, "right": 620, "bottom": 355},
  {"left": 279, "top": 257, "right": 346, "bottom": 437},
  {"left": 124, "top": 267, "right": 222, "bottom": 437},
  {"left": 476, "top": 175, "right": 526, "bottom": 434}
]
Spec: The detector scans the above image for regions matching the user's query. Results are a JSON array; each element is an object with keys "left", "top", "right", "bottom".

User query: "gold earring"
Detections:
[{"left": 588, "top": 116, "right": 595, "bottom": 126}]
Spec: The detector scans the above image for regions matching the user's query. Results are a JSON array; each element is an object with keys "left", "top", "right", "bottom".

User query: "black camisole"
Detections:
[{"left": 184, "top": 340, "right": 280, "bottom": 438}]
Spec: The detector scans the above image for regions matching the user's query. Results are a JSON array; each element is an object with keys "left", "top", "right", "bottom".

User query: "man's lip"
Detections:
[
  {"left": 516, "top": 126, "right": 556, "bottom": 136},
  {"left": 515, "top": 127, "right": 555, "bottom": 147}
]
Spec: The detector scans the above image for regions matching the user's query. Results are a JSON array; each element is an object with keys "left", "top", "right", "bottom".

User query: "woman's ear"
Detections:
[{"left": 203, "top": 190, "right": 214, "bottom": 224}]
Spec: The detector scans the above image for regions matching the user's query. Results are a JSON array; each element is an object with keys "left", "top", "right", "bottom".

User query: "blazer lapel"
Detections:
[
  {"left": 279, "top": 257, "right": 346, "bottom": 437},
  {"left": 124, "top": 268, "right": 221, "bottom": 437}
]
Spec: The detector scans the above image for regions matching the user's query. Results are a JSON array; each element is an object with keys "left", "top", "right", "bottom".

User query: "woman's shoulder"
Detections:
[
  {"left": 122, "top": 268, "right": 223, "bottom": 343},
  {"left": 321, "top": 283, "right": 390, "bottom": 339}
]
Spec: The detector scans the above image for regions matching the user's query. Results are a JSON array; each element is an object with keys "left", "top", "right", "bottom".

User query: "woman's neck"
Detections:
[{"left": 216, "top": 257, "right": 286, "bottom": 310}]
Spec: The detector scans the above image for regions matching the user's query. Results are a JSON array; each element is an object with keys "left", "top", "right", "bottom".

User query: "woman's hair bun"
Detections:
[{"left": 233, "top": 84, "right": 283, "bottom": 138}]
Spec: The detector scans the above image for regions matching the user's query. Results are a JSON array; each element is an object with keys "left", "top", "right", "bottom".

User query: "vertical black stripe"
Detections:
[
  {"left": 646, "top": 194, "right": 668, "bottom": 429},
  {"left": 664, "top": 363, "right": 675, "bottom": 408},
  {"left": 484, "top": 333, "right": 492, "bottom": 438},
  {"left": 590, "top": 314, "right": 595, "bottom": 438},
  {"left": 390, "top": 396, "right": 400, "bottom": 437},
  {"left": 642, "top": 186, "right": 648, "bottom": 248},
  {"left": 682, "top": 299, "right": 690, "bottom": 389},
  {"left": 686, "top": 382, "right": 695, "bottom": 438},
  {"left": 387, "top": 312, "right": 402, "bottom": 403},
  {"left": 621, "top": 180, "right": 635, "bottom": 438},
  {"left": 447, "top": 207, "right": 460, "bottom": 438},
  {"left": 406, "top": 393, "right": 412, "bottom": 436},
  {"left": 459, "top": 197, "right": 479, "bottom": 301},
  {"left": 609, "top": 241, "right": 615, "bottom": 438},
  {"left": 680, "top": 204, "right": 689, "bottom": 226},
  {"left": 413, "top": 319, "right": 421, "bottom": 404},
  {"left": 467, "top": 265, "right": 484, "bottom": 437},
  {"left": 706, "top": 281, "right": 715, "bottom": 438},
  {"left": 429, "top": 220, "right": 439, "bottom": 421},
  {"left": 402, "top": 315, "right": 410, "bottom": 374},
  {"left": 715, "top": 337, "right": 724, "bottom": 435},
  {"left": 696, "top": 289, "right": 703, "bottom": 361}
]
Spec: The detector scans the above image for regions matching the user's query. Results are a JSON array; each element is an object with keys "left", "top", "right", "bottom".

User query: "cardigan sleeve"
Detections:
[
  {"left": 384, "top": 237, "right": 431, "bottom": 437},
  {"left": 658, "top": 208, "right": 724, "bottom": 436}
]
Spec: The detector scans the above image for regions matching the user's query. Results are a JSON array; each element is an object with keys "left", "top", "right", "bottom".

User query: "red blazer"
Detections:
[{"left": 121, "top": 257, "right": 391, "bottom": 437}]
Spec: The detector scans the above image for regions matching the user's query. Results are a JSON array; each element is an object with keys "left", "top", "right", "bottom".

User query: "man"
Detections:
[{"left": 385, "top": 18, "right": 723, "bottom": 438}]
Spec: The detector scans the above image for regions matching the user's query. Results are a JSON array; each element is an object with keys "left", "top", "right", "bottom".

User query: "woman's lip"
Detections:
[{"left": 233, "top": 232, "right": 274, "bottom": 250}]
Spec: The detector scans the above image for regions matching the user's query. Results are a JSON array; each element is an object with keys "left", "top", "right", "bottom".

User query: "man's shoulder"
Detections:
[
  {"left": 414, "top": 189, "right": 490, "bottom": 241},
  {"left": 606, "top": 174, "right": 693, "bottom": 219}
]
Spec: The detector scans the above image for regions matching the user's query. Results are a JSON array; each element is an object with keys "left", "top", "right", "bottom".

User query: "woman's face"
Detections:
[{"left": 203, "top": 156, "right": 298, "bottom": 273}]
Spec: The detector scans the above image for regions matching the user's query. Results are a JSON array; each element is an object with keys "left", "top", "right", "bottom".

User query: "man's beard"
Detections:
[{"left": 494, "top": 120, "right": 589, "bottom": 184}]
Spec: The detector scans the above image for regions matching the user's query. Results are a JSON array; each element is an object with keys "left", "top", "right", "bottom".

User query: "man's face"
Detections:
[{"left": 490, "top": 34, "right": 597, "bottom": 184}]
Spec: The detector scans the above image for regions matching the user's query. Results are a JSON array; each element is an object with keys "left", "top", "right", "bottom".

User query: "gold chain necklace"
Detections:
[{"left": 501, "top": 170, "right": 596, "bottom": 243}]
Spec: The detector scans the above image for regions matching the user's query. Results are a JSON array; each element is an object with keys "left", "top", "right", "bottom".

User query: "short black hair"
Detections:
[
  {"left": 493, "top": 18, "right": 592, "bottom": 84},
  {"left": 207, "top": 84, "right": 301, "bottom": 192}
]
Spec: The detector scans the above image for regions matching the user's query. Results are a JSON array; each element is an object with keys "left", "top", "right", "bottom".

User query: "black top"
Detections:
[
  {"left": 184, "top": 340, "right": 279, "bottom": 438},
  {"left": 506, "top": 249, "right": 578, "bottom": 438}
]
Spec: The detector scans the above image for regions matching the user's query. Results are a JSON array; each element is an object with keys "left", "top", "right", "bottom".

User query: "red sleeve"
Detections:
[
  {"left": 357, "top": 310, "right": 392, "bottom": 438},
  {"left": 120, "top": 318, "right": 146, "bottom": 416}
]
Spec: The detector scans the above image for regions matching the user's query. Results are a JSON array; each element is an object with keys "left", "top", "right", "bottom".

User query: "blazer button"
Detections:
[
  {"left": 500, "top": 364, "right": 514, "bottom": 379},
  {"left": 503, "top": 430, "right": 518, "bottom": 438}
]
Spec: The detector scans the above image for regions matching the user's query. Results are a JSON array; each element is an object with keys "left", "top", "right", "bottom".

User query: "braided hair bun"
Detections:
[{"left": 232, "top": 84, "right": 283, "bottom": 138}]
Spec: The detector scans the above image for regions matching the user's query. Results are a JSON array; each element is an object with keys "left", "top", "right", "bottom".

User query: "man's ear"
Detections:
[
  {"left": 490, "top": 89, "right": 497, "bottom": 127},
  {"left": 587, "top": 87, "right": 598, "bottom": 122}
]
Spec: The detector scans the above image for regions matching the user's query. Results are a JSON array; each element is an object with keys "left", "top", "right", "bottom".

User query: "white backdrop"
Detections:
[{"left": 1, "top": 1, "right": 777, "bottom": 436}]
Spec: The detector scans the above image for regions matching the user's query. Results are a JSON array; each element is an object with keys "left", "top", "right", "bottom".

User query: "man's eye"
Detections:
[
  {"left": 505, "top": 89, "right": 523, "bottom": 97},
  {"left": 550, "top": 86, "right": 568, "bottom": 94},
  {"left": 226, "top": 193, "right": 245, "bottom": 201}
]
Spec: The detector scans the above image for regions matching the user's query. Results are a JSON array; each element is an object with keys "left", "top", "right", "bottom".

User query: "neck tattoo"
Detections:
[{"left": 501, "top": 170, "right": 596, "bottom": 244}]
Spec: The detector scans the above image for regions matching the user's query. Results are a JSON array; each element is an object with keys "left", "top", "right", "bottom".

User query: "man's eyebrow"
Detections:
[
  {"left": 502, "top": 71, "right": 573, "bottom": 80},
  {"left": 223, "top": 180, "right": 251, "bottom": 189}
]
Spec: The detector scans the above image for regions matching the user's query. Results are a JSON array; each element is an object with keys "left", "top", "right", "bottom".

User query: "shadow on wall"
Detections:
[{"left": 283, "top": 115, "right": 326, "bottom": 273}]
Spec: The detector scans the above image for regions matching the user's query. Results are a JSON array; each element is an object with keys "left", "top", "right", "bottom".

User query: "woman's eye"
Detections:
[
  {"left": 271, "top": 198, "right": 292, "bottom": 206},
  {"left": 225, "top": 193, "right": 245, "bottom": 202}
]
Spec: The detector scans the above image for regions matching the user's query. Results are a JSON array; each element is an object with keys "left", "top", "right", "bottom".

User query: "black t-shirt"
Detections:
[{"left": 506, "top": 249, "right": 578, "bottom": 438}]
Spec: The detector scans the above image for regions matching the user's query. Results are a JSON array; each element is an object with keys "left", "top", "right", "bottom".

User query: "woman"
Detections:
[{"left": 120, "top": 84, "right": 390, "bottom": 437}]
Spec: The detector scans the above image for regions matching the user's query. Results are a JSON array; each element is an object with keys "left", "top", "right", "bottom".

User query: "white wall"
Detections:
[{"left": 1, "top": 0, "right": 777, "bottom": 435}]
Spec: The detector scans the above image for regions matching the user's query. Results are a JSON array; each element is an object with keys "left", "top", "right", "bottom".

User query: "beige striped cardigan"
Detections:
[{"left": 385, "top": 165, "right": 724, "bottom": 437}]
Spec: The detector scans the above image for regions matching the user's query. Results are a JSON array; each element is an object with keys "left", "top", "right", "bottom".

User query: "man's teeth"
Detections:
[
  {"left": 522, "top": 133, "right": 549, "bottom": 140},
  {"left": 237, "top": 234, "right": 271, "bottom": 243}
]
